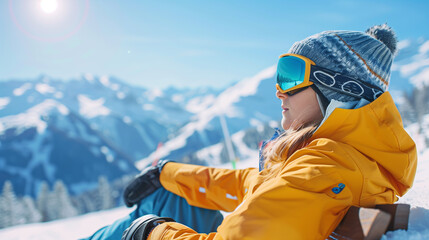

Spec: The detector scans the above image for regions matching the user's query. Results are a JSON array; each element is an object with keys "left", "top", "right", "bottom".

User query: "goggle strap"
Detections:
[
  {"left": 310, "top": 85, "right": 330, "bottom": 110},
  {"left": 309, "top": 66, "right": 384, "bottom": 102}
]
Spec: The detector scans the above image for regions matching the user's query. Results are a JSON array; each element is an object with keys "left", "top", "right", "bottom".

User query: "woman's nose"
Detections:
[{"left": 276, "top": 90, "right": 288, "bottom": 99}]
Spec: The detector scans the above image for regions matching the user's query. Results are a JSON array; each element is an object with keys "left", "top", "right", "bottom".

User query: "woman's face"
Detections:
[{"left": 276, "top": 87, "right": 324, "bottom": 130}]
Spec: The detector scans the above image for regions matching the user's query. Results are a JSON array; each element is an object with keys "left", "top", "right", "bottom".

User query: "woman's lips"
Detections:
[{"left": 282, "top": 106, "right": 288, "bottom": 112}]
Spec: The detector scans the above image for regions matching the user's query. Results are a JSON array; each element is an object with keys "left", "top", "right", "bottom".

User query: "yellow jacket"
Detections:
[{"left": 148, "top": 92, "right": 417, "bottom": 240}]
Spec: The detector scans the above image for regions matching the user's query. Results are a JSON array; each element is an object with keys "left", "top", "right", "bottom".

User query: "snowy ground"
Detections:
[{"left": 0, "top": 148, "right": 428, "bottom": 239}]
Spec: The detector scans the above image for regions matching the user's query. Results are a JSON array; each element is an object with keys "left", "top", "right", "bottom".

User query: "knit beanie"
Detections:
[{"left": 288, "top": 24, "right": 398, "bottom": 103}]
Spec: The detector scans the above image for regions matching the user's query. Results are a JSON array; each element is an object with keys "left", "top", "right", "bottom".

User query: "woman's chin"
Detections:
[{"left": 281, "top": 120, "right": 290, "bottom": 130}]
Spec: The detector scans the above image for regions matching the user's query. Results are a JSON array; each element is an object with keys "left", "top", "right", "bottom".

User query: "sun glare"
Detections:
[{"left": 40, "top": 0, "right": 58, "bottom": 14}]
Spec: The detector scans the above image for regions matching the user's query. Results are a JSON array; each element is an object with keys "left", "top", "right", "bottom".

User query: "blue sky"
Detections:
[{"left": 1, "top": 0, "right": 428, "bottom": 89}]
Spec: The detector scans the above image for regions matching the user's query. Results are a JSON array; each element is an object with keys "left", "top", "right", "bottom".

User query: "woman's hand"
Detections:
[
  {"left": 123, "top": 160, "right": 171, "bottom": 207},
  {"left": 121, "top": 214, "right": 175, "bottom": 240}
]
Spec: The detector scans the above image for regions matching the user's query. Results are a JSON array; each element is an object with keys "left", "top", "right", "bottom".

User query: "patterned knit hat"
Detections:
[{"left": 288, "top": 24, "right": 398, "bottom": 103}]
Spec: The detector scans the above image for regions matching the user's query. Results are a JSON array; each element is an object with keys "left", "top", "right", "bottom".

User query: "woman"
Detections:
[{"left": 86, "top": 24, "right": 417, "bottom": 240}]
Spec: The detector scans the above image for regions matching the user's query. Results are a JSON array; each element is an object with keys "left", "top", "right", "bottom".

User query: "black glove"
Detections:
[
  {"left": 123, "top": 160, "right": 171, "bottom": 207},
  {"left": 121, "top": 214, "right": 175, "bottom": 240}
]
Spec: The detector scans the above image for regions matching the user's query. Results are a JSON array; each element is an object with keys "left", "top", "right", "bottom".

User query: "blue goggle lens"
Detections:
[{"left": 276, "top": 56, "right": 306, "bottom": 91}]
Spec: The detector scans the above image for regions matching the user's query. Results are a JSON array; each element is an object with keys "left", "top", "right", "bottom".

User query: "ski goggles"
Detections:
[{"left": 276, "top": 53, "right": 384, "bottom": 101}]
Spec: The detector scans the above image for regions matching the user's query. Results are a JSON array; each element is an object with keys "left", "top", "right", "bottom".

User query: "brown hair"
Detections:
[{"left": 262, "top": 123, "right": 320, "bottom": 178}]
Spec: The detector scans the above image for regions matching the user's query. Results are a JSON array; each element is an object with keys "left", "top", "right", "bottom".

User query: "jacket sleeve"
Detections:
[
  {"left": 159, "top": 162, "right": 258, "bottom": 212},
  {"left": 152, "top": 142, "right": 357, "bottom": 240}
]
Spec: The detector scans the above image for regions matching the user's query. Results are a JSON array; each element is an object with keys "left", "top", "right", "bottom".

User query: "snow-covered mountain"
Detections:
[
  {"left": 0, "top": 75, "right": 205, "bottom": 159},
  {"left": 0, "top": 98, "right": 138, "bottom": 197},
  {"left": 136, "top": 66, "right": 281, "bottom": 168},
  {"left": 0, "top": 75, "right": 221, "bottom": 196}
]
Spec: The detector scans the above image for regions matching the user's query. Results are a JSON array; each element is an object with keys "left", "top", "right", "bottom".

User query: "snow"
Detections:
[
  {"left": 185, "top": 129, "right": 259, "bottom": 167},
  {"left": 13, "top": 83, "right": 32, "bottom": 96},
  {"left": 137, "top": 66, "right": 277, "bottom": 168},
  {"left": 231, "top": 130, "right": 259, "bottom": 161},
  {"left": 0, "top": 97, "right": 10, "bottom": 110},
  {"left": 195, "top": 143, "right": 224, "bottom": 166},
  {"left": 250, "top": 118, "right": 264, "bottom": 132},
  {"left": 111, "top": 84, "right": 120, "bottom": 91},
  {"left": 142, "top": 104, "right": 154, "bottom": 111},
  {"left": 0, "top": 99, "right": 72, "bottom": 195},
  {"left": 0, "top": 99, "right": 69, "bottom": 135},
  {"left": 77, "top": 95, "right": 111, "bottom": 119},
  {"left": 122, "top": 116, "right": 132, "bottom": 124},
  {"left": 268, "top": 120, "right": 279, "bottom": 129},
  {"left": 145, "top": 89, "right": 163, "bottom": 101},
  {"left": 54, "top": 92, "right": 64, "bottom": 99},
  {"left": 0, "top": 113, "right": 44, "bottom": 135},
  {"left": 100, "top": 146, "right": 114, "bottom": 162},
  {"left": 99, "top": 76, "right": 111, "bottom": 87},
  {"left": 398, "top": 149, "right": 429, "bottom": 209},
  {"left": 172, "top": 94, "right": 184, "bottom": 103},
  {"left": 116, "top": 92, "right": 126, "bottom": 99},
  {"left": 30, "top": 99, "right": 69, "bottom": 116},
  {"left": 185, "top": 95, "right": 216, "bottom": 113},
  {"left": 84, "top": 73, "right": 95, "bottom": 83},
  {"left": 97, "top": 76, "right": 121, "bottom": 91},
  {"left": 35, "top": 83, "right": 56, "bottom": 95},
  {"left": 0, "top": 207, "right": 134, "bottom": 240}
]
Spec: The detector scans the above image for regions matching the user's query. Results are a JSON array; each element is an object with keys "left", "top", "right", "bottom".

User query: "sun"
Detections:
[{"left": 40, "top": 0, "right": 58, "bottom": 14}]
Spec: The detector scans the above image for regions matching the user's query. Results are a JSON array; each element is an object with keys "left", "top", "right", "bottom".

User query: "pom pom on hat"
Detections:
[
  {"left": 288, "top": 24, "right": 397, "bottom": 103},
  {"left": 365, "top": 24, "right": 398, "bottom": 56}
]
